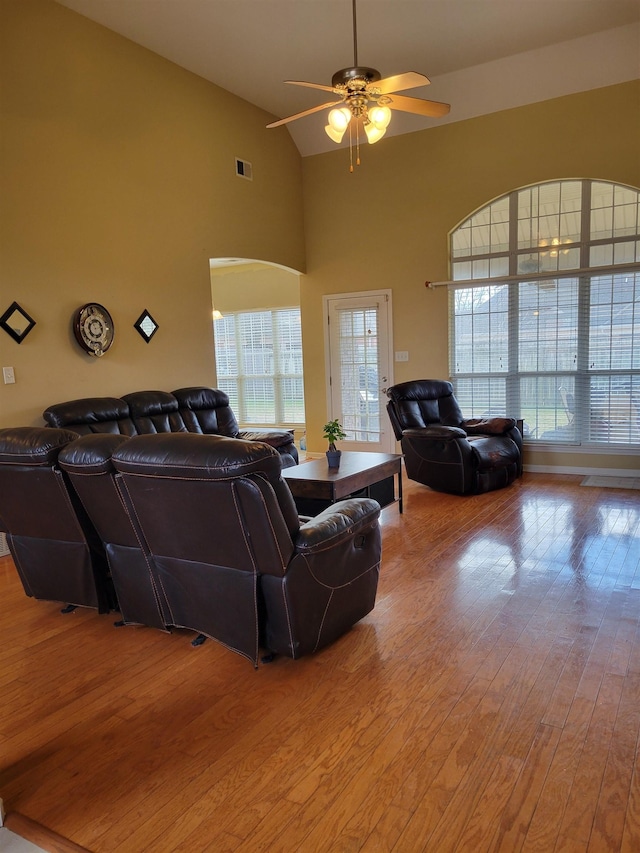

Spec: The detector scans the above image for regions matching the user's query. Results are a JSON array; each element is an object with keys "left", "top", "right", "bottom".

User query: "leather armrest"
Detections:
[
  {"left": 238, "top": 429, "right": 295, "bottom": 449},
  {"left": 403, "top": 425, "right": 467, "bottom": 441},
  {"left": 295, "top": 498, "right": 380, "bottom": 552},
  {"left": 463, "top": 417, "right": 516, "bottom": 436}
]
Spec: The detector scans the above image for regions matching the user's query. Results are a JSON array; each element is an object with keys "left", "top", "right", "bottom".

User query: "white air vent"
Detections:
[{"left": 235, "top": 158, "right": 253, "bottom": 181}]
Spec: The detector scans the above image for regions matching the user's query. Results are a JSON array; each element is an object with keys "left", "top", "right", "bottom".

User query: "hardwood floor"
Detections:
[{"left": 1, "top": 472, "right": 639, "bottom": 852}]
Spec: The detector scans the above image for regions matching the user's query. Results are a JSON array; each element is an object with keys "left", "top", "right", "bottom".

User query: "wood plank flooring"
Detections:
[{"left": 1, "top": 472, "right": 639, "bottom": 852}]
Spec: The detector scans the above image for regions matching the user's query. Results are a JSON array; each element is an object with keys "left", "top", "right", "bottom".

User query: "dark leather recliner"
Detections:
[
  {"left": 58, "top": 433, "right": 171, "bottom": 631},
  {"left": 123, "top": 390, "right": 189, "bottom": 434},
  {"left": 0, "top": 427, "right": 116, "bottom": 612},
  {"left": 386, "top": 379, "right": 522, "bottom": 495},
  {"left": 43, "top": 396, "right": 138, "bottom": 436},
  {"left": 112, "top": 433, "right": 381, "bottom": 665},
  {"left": 172, "top": 386, "right": 299, "bottom": 466}
]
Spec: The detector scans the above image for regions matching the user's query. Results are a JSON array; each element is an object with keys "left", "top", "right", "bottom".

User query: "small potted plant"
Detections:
[{"left": 323, "top": 418, "right": 347, "bottom": 468}]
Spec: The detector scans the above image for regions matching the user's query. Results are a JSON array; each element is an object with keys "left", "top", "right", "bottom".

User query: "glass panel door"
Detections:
[{"left": 326, "top": 292, "right": 393, "bottom": 453}]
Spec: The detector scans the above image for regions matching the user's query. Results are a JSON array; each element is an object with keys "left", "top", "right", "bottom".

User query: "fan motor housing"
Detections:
[{"left": 331, "top": 66, "right": 381, "bottom": 89}]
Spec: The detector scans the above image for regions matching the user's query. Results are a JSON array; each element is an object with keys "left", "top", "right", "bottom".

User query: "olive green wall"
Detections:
[
  {"left": 0, "top": 0, "right": 305, "bottom": 427},
  {"left": 300, "top": 80, "right": 640, "bottom": 472},
  {"left": 1, "top": 0, "right": 638, "bottom": 473}
]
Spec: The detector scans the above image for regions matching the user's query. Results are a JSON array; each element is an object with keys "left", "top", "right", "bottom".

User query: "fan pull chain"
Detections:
[{"left": 348, "top": 119, "right": 362, "bottom": 172}]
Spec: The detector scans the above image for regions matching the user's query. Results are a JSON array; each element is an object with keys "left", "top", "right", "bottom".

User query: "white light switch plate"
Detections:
[
  {"left": 395, "top": 351, "right": 409, "bottom": 362},
  {"left": 3, "top": 367, "right": 15, "bottom": 384}
]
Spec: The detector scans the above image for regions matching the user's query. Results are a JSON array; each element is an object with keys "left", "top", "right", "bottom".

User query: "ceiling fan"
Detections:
[{"left": 267, "top": 0, "right": 450, "bottom": 157}]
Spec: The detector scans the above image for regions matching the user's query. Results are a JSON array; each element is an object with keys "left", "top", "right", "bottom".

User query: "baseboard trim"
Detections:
[
  {"left": 3, "top": 812, "right": 91, "bottom": 853},
  {"left": 524, "top": 464, "right": 640, "bottom": 477}
]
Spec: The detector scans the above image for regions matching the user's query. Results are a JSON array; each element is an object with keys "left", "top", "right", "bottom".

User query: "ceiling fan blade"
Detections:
[
  {"left": 386, "top": 93, "right": 450, "bottom": 118},
  {"left": 266, "top": 100, "right": 343, "bottom": 129},
  {"left": 285, "top": 80, "right": 338, "bottom": 94},
  {"left": 374, "top": 72, "right": 431, "bottom": 94}
]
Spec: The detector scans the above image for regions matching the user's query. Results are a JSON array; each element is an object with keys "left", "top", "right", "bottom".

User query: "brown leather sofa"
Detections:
[
  {"left": 111, "top": 433, "right": 382, "bottom": 665},
  {"left": 386, "top": 379, "right": 522, "bottom": 495},
  {"left": 0, "top": 427, "right": 116, "bottom": 612},
  {"left": 1, "top": 426, "right": 381, "bottom": 664},
  {"left": 43, "top": 387, "right": 299, "bottom": 468}
]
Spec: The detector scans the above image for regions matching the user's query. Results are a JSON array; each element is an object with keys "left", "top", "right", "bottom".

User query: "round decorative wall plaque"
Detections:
[{"left": 73, "top": 303, "right": 114, "bottom": 357}]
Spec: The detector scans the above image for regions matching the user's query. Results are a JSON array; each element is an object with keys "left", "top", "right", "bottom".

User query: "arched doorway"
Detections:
[{"left": 209, "top": 257, "right": 305, "bottom": 439}]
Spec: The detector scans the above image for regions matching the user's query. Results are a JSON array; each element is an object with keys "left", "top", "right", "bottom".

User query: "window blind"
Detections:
[
  {"left": 449, "top": 180, "right": 640, "bottom": 447},
  {"left": 214, "top": 308, "right": 305, "bottom": 425}
]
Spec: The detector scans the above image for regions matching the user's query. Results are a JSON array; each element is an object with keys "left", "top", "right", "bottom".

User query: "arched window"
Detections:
[{"left": 449, "top": 179, "right": 640, "bottom": 447}]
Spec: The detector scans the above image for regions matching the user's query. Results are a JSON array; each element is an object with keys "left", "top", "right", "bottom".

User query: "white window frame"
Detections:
[
  {"left": 213, "top": 307, "right": 305, "bottom": 427},
  {"left": 449, "top": 179, "right": 640, "bottom": 450}
]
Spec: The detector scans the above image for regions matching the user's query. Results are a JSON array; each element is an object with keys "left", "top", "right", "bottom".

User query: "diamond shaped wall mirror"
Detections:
[
  {"left": 134, "top": 309, "right": 159, "bottom": 342},
  {"left": 0, "top": 301, "right": 36, "bottom": 343}
]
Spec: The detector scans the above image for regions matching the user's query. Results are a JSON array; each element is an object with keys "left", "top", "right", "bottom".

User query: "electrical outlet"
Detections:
[
  {"left": 395, "top": 351, "right": 409, "bottom": 362},
  {"left": 3, "top": 367, "right": 15, "bottom": 384}
]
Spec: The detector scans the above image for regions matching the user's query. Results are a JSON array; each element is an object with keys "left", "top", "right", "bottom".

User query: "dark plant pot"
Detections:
[{"left": 326, "top": 449, "right": 342, "bottom": 468}]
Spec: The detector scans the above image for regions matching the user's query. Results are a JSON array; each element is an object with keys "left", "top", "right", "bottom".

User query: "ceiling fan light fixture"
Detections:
[
  {"left": 325, "top": 106, "right": 352, "bottom": 143},
  {"left": 325, "top": 123, "right": 347, "bottom": 143},
  {"left": 368, "top": 105, "right": 391, "bottom": 129},
  {"left": 364, "top": 122, "right": 386, "bottom": 144},
  {"left": 268, "top": 0, "right": 450, "bottom": 167},
  {"left": 328, "top": 107, "right": 352, "bottom": 132}
]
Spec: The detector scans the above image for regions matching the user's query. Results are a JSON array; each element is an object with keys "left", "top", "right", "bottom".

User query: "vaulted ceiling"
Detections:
[{"left": 55, "top": 0, "right": 640, "bottom": 156}]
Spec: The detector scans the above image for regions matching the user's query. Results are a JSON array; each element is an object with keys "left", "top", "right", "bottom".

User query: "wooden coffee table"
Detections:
[{"left": 283, "top": 451, "right": 403, "bottom": 515}]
